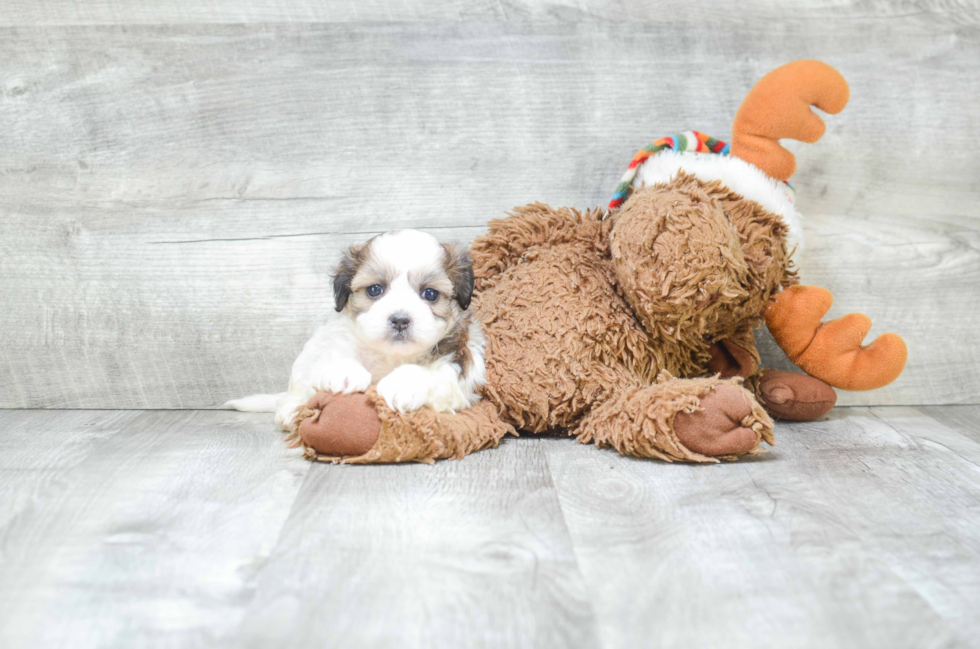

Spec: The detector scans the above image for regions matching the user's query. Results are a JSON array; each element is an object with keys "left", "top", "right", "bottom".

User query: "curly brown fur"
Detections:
[
  {"left": 472, "top": 205, "right": 670, "bottom": 432},
  {"left": 470, "top": 203, "right": 615, "bottom": 291},
  {"left": 576, "top": 372, "right": 774, "bottom": 463},
  {"left": 608, "top": 173, "right": 796, "bottom": 372},
  {"left": 694, "top": 174, "right": 798, "bottom": 293}
]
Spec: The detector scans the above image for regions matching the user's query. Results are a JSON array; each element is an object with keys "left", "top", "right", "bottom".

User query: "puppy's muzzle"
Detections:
[{"left": 388, "top": 313, "right": 411, "bottom": 332}]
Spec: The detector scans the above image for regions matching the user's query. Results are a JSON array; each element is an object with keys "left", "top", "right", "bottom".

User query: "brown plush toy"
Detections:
[{"left": 291, "top": 60, "right": 907, "bottom": 464}]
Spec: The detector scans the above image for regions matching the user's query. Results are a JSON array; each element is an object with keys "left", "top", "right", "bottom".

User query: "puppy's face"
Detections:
[{"left": 333, "top": 230, "right": 474, "bottom": 357}]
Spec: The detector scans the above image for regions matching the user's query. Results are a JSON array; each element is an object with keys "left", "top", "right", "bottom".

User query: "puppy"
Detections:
[{"left": 227, "top": 229, "right": 486, "bottom": 431}]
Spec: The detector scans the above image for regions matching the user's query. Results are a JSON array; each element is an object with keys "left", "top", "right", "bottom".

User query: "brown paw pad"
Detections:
[
  {"left": 674, "top": 385, "right": 765, "bottom": 457},
  {"left": 758, "top": 370, "right": 836, "bottom": 421},
  {"left": 298, "top": 391, "right": 382, "bottom": 457}
]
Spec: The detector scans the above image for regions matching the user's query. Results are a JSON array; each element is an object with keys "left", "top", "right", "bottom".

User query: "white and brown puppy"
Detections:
[{"left": 228, "top": 229, "right": 486, "bottom": 431}]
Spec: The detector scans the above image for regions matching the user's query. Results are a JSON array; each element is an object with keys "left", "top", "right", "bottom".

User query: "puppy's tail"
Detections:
[{"left": 224, "top": 393, "right": 285, "bottom": 412}]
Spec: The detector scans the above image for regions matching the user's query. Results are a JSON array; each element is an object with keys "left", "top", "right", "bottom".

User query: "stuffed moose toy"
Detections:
[{"left": 290, "top": 60, "right": 908, "bottom": 464}]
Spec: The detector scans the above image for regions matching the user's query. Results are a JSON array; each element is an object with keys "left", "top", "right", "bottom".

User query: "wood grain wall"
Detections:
[{"left": 1, "top": 2, "right": 977, "bottom": 409}]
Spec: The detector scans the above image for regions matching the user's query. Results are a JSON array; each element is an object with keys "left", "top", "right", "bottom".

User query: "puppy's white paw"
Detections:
[
  {"left": 309, "top": 359, "right": 373, "bottom": 395},
  {"left": 377, "top": 365, "right": 432, "bottom": 413}
]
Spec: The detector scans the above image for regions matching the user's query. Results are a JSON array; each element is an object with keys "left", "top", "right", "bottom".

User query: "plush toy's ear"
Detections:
[
  {"left": 443, "top": 243, "right": 474, "bottom": 310},
  {"left": 332, "top": 246, "right": 362, "bottom": 312},
  {"left": 731, "top": 60, "right": 849, "bottom": 181}
]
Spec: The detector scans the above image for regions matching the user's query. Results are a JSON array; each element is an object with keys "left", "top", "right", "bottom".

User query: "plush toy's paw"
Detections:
[
  {"left": 377, "top": 364, "right": 432, "bottom": 413},
  {"left": 298, "top": 391, "right": 382, "bottom": 457},
  {"left": 310, "top": 359, "right": 373, "bottom": 395},
  {"left": 756, "top": 369, "right": 837, "bottom": 421},
  {"left": 765, "top": 285, "right": 908, "bottom": 391},
  {"left": 674, "top": 385, "right": 772, "bottom": 457}
]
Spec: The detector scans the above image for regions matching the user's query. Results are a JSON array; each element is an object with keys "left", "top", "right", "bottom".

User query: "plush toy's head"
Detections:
[
  {"left": 605, "top": 60, "right": 906, "bottom": 392},
  {"left": 604, "top": 60, "right": 847, "bottom": 355},
  {"left": 609, "top": 174, "right": 751, "bottom": 345},
  {"left": 608, "top": 60, "right": 851, "bottom": 261}
]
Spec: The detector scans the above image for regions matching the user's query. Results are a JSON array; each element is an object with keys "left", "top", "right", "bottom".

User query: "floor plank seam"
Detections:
[{"left": 537, "top": 440, "right": 606, "bottom": 647}]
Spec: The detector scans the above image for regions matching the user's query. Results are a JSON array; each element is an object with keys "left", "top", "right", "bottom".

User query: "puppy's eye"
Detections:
[
  {"left": 366, "top": 284, "right": 384, "bottom": 298},
  {"left": 421, "top": 288, "right": 439, "bottom": 302}
]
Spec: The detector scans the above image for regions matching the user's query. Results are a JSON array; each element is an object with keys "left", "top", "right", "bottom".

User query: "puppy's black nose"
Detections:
[{"left": 389, "top": 313, "right": 411, "bottom": 331}]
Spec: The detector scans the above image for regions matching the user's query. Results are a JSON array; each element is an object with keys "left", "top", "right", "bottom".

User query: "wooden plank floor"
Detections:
[{"left": 1, "top": 406, "right": 978, "bottom": 648}]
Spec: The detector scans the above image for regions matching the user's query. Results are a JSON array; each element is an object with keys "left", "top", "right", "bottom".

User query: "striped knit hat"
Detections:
[{"left": 608, "top": 130, "right": 796, "bottom": 212}]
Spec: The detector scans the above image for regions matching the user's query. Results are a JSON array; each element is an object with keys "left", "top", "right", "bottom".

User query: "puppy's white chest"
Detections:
[{"left": 356, "top": 347, "right": 417, "bottom": 384}]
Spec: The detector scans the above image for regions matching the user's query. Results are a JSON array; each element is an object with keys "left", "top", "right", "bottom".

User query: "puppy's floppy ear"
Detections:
[
  {"left": 332, "top": 245, "right": 362, "bottom": 312},
  {"left": 443, "top": 243, "right": 475, "bottom": 310}
]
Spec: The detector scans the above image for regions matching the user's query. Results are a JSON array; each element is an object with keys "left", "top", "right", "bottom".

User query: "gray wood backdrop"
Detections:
[{"left": 1, "top": 1, "right": 977, "bottom": 409}]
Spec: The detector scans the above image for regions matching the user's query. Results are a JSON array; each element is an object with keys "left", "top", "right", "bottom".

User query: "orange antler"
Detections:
[
  {"left": 765, "top": 285, "right": 908, "bottom": 391},
  {"left": 731, "top": 60, "right": 850, "bottom": 181}
]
